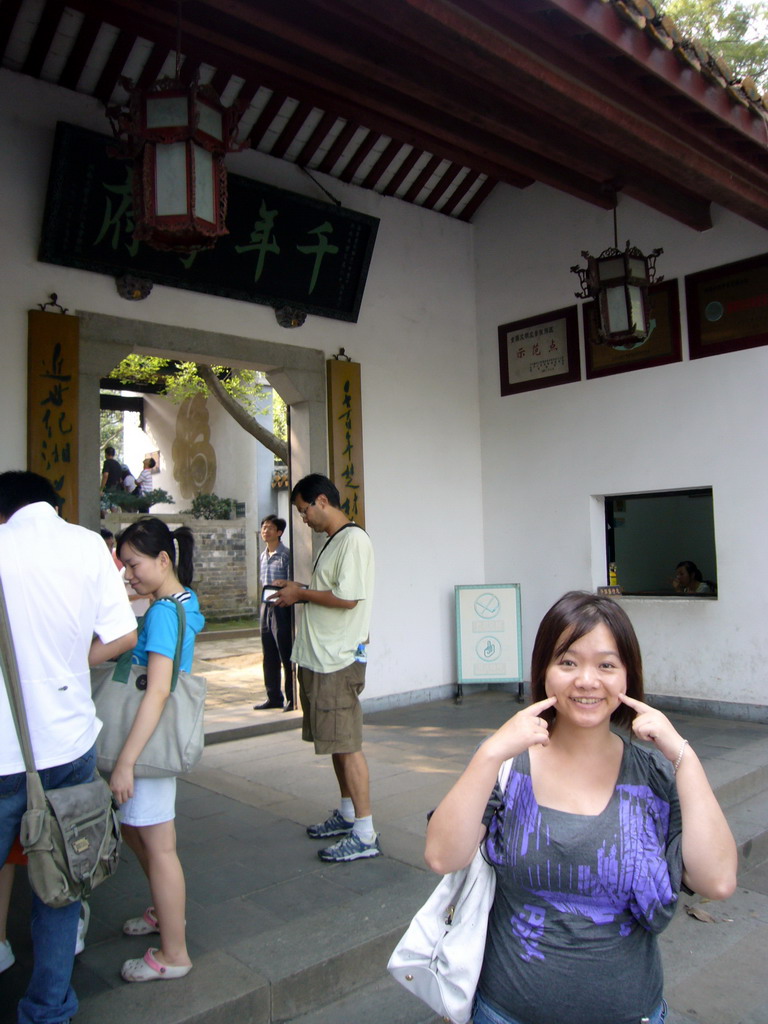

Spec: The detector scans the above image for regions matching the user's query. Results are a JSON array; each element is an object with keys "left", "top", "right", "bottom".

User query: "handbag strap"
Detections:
[
  {"left": 110, "top": 595, "right": 186, "bottom": 692},
  {"left": 498, "top": 757, "right": 514, "bottom": 791},
  {"left": 0, "top": 573, "right": 37, "bottom": 773}
]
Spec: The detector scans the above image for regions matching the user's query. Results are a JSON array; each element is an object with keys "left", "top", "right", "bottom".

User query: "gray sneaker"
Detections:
[
  {"left": 306, "top": 809, "right": 354, "bottom": 839},
  {"left": 318, "top": 832, "right": 382, "bottom": 862}
]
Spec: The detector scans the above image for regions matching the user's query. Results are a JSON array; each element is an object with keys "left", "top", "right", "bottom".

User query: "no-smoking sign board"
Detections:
[{"left": 455, "top": 584, "right": 522, "bottom": 686}]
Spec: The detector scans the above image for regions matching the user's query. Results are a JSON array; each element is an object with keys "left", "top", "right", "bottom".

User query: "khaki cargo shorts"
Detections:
[{"left": 297, "top": 661, "right": 366, "bottom": 755}]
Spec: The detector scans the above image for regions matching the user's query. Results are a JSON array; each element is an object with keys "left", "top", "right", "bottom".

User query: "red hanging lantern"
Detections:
[{"left": 109, "top": 75, "right": 240, "bottom": 253}]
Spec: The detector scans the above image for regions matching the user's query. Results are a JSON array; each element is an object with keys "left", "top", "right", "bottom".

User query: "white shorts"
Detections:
[{"left": 119, "top": 776, "right": 177, "bottom": 827}]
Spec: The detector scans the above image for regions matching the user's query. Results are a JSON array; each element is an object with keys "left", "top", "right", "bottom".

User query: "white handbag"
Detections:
[{"left": 387, "top": 759, "right": 514, "bottom": 1024}]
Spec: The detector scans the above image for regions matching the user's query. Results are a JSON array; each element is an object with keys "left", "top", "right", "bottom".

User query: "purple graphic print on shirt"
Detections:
[{"left": 485, "top": 768, "right": 676, "bottom": 962}]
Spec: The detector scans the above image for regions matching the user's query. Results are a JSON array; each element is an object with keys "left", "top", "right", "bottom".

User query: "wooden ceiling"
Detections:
[{"left": 2, "top": 0, "right": 768, "bottom": 229}]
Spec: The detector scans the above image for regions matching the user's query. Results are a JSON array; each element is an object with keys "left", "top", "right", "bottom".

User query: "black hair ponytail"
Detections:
[{"left": 172, "top": 525, "right": 195, "bottom": 587}]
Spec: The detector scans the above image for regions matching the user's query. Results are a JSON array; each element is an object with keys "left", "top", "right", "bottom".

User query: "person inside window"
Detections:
[{"left": 672, "top": 561, "right": 715, "bottom": 595}]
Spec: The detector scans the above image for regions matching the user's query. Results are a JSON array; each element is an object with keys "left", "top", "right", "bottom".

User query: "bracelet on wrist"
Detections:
[{"left": 673, "top": 739, "right": 689, "bottom": 773}]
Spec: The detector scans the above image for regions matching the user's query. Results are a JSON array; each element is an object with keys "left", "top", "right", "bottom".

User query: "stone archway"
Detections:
[{"left": 77, "top": 310, "right": 327, "bottom": 586}]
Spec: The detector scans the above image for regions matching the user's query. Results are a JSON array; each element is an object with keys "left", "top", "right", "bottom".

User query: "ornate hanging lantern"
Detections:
[
  {"left": 571, "top": 207, "right": 663, "bottom": 350},
  {"left": 107, "top": 4, "right": 240, "bottom": 252}
]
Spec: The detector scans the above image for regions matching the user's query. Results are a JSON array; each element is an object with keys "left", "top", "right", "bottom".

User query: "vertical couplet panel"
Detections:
[
  {"left": 27, "top": 310, "right": 79, "bottom": 521},
  {"left": 327, "top": 358, "right": 366, "bottom": 529}
]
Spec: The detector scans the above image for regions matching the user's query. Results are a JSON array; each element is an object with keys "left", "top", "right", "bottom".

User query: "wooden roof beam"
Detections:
[
  {"left": 94, "top": 30, "right": 137, "bottom": 104},
  {"left": 21, "top": 0, "right": 65, "bottom": 79},
  {"left": 56, "top": 0, "right": 619, "bottom": 209},
  {"left": 370, "top": 0, "right": 768, "bottom": 228},
  {"left": 0, "top": 0, "right": 25, "bottom": 63},
  {"left": 70, "top": 0, "right": 768, "bottom": 226},
  {"left": 477, "top": 0, "right": 766, "bottom": 174},
  {"left": 200, "top": 0, "right": 624, "bottom": 189},
  {"left": 58, "top": 13, "right": 100, "bottom": 90},
  {"left": 543, "top": 0, "right": 768, "bottom": 145},
  {"left": 621, "top": 181, "right": 712, "bottom": 232},
  {"left": 55, "top": 0, "right": 528, "bottom": 189}
]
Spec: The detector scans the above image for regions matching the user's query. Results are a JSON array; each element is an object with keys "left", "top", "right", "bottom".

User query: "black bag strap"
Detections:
[
  {"left": 312, "top": 521, "right": 363, "bottom": 573},
  {"left": 0, "top": 573, "right": 38, "bottom": 774}
]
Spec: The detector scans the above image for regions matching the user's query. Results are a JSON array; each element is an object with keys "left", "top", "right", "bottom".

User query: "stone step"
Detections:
[
  {"left": 71, "top": 868, "right": 437, "bottom": 1024},
  {"left": 726, "top": 786, "right": 768, "bottom": 873},
  {"left": 282, "top": 976, "right": 707, "bottom": 1024},
  {"left": 284, "top": 974, "right": 443, "bottom": 1024},
  {"left": 716, "top": 761, "right": 768, "bottom": 811},
  {"left": 285, "top": 881, "right": 768, "bottom": 1024},
  {"left": 204, "top": 712, "right": 302, "bottom": 746}
]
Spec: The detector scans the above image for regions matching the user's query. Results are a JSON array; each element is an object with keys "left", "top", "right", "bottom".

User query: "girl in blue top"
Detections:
[{"left": 111, "top": 518, "right": 205, "bottom": 983}]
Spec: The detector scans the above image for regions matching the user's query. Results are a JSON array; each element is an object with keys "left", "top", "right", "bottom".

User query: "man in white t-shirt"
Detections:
[
  {"left": 0, "top": 471, "right": 136, "bottom": 1024},
  {"left": 273, "top": 474, "right": 377, "bottom": 863}
]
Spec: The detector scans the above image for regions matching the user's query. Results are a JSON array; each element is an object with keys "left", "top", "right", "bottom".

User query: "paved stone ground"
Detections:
[
  {"left": 198, "top": 630, "right": 268, "bottom": 713},
  {"left": 196, "top": 631, "right": 303, "bottom": 739}
]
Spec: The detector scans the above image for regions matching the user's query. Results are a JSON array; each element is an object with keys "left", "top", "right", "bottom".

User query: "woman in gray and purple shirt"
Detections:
[{"left": 426, "top": 591, "right": 736, "bottom": 1024}]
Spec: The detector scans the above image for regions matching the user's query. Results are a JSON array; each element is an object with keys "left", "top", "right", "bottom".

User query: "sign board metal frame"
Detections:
[{"left": 455, "top": 584, "right": 523, "bottom": 686}]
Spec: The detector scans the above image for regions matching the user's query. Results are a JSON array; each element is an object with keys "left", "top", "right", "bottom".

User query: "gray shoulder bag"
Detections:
[
  {"left": 90, "top": 596, "right": 207, "bottom": 777},
  {"left": 0, "top": 575, "right": 121, "bottom": 908}
]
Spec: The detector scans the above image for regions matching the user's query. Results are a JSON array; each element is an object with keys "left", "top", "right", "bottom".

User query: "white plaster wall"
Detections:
[
  {"left": 474, "top": 182, "right": 768, "bottom": 707},
  {"left": 0, "top": 70, "right": 482, "bottom": 700},
  {"left": 139, "top": 396, "right": 179, "bottom": 500},
  {"left": 8, "top": 69, "right": 766, "bottom": 707}
]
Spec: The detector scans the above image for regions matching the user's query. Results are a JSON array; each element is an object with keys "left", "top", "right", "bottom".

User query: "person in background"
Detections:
[
  {"left": 273, "top": 474, "right": 378, "bottom": 862},
  {"left": 672, "top": 560, "right": 715, "bottom": 595},
  {"left": 121, "top": 467, "right": 137, "bottom": 494},
  {"left": 135, "top": 457, "right": 156, "bottom": 497},
  {"left": 102, "top": 526, "right": 150, "bottom": 617},
  {"left": 111, "top": 518, "right": 204, "bottom": 983},
  {"left": 0, "top": 470, "right": 136, "bottom": 1024},
  {"left": 255, "top": 515, "right": 294, "bottom": 711},
  {"left": 101, "top": 527, "right": 123, "bottom": 570},
  {"left": 426, "top": 590, "right": 737, "bottom": 1024},
  {"left": 100, "top": 446, "right": 123, "bottom": 493}
]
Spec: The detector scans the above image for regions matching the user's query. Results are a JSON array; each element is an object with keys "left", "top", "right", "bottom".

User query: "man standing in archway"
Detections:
[
  {"left": 255, "top": 514, "right": 294, "bottom": 710},
  {"left": 274, "top": 474, "right": 378, "bottom": 862}
]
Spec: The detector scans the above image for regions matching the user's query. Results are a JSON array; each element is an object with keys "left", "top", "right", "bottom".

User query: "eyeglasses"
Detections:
[{"left": 296, "top": 500, "right": 316, "bottom": 518}]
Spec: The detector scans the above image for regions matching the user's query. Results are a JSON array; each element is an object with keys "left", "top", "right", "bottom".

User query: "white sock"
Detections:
[
  {"left": 352, "top": 815, "right": 375, "bottom": 842},
  {"left": 339, "top": 798, "right": 355, "bottom": 822}
]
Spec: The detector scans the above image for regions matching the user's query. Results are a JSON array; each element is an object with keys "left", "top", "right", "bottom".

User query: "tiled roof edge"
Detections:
[{"left": 612, "top": 0, "right": 768, "bottom": 121}]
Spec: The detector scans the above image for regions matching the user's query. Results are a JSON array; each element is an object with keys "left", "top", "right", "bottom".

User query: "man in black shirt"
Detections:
[{"left": 100, "top": 446, "right": 123, "bottom": 493}]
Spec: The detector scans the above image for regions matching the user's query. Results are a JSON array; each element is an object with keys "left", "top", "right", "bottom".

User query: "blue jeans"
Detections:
[
  {"left": 473, "top": 991, "right": 668, "bottom": 1024},
  {"left": 0, "top": 745, "right": 97, "bottom": 1024}
]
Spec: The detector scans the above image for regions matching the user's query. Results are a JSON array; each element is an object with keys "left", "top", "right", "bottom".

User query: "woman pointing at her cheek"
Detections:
[{"left": 425, "top": 591, "right": 736, "bottom": 1024}]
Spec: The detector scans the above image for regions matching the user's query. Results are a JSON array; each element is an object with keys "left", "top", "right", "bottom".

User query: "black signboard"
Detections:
[{"left": 39, "top": 122, "right": 379, "bottom": 323}]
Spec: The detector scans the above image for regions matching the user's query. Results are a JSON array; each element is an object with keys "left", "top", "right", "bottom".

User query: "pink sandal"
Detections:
[
  {"left": 121, "top": 947, "right": 192, "bottom": 982},
  {"left": 122, "top": 907, "right": 160, "bottom": 936}
]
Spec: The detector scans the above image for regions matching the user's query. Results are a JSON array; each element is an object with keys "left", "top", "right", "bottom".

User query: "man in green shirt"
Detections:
[{"left": 274, "top": 474, "right": 378, "bottom": 862}]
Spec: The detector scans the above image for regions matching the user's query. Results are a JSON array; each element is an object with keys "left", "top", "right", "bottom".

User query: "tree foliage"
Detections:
[
  {"left": 107, "top": 356, "right": 288, "bottom": 455},
  {"left": 100, "top": 405, "right": 123, "bottom": 456},
  {"left": 657, "top": 0, "right": 768, "bottom": 87}
]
